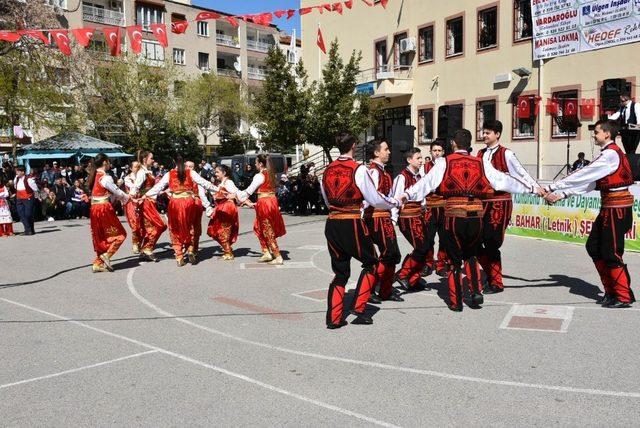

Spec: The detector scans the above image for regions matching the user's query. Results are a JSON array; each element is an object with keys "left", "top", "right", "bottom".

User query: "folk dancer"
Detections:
[
  {"left": 186, "top": 161, "right": 208, "bottom": 264},
  {"left": 422, "top": 139, "right": 449, "bottom": 277},
  {"left": 135, "top": 150, "right": 167, "bottom": 262},
  {"left": 14, "top": 166, "right": 38, "bottom": 236},
  {"left": 207, "top": 165, "right": 240, "bottom": 260},
  {"left": 322, "top": 133, "right": 401, "bottom": 329},
  {"left": 401, "top": 130, "right": 541, "bottom": 311},
  {"left": 545, "top": 120, "right": 636, "bottom": 308},
  {"left": 0, "top": 180, "right": 13, "bottom": 236},
  {"left": 123, "top": 161, "right": 144, "bottom": 254}
]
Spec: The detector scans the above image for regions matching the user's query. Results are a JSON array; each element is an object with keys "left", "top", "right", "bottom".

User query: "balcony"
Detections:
[
  {"left": 247, "top": 39, "right": 273, "bottom": 53},
  {"left": 248, "top": 67, "right": 267, "bottom": 80},
  {"left": 217, "top": 68, "right": 238, "bottom": 77},
  {"left": 82, "top": 4, "right": 125, "bottom": 27},
  {"left": 216, "top": 34, "right": 240, "bottom": 48},
  {"left": 356, "top": 65, "right": 414, "bottom": 99}
]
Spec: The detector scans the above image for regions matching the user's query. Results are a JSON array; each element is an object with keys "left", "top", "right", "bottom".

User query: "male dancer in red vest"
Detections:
[
  {"left": 545, "top": 120, "right": 635, "bottom": 308},
  {"left": 422, "top": 139, "right": 449, "bottom": 277},
  {"left": 401, "top": 129, "right": 541, "bottom": 311},
  {"left": 14, "top": 166, "right": 39, "bottom": 236},
  {"left": 322, "top": 132, "right": 401, "bottom": 329},
  {"left": 364, "top": 140, "right": 404, "bottom": 304},
  {"left": 477, "top": 120, "right": 539, "bottom": 294},
  {"left": 393, "top": 147, "right": 429, "bottom": 291}
]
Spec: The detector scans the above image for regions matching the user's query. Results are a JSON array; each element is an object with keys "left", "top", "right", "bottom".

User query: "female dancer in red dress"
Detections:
[
  {"left": 135, "top": 150, "right": 166, "bottom": 262},
  {"left": 232, "top": 154, "right": 286, "bottom": 265},
  {"left": 87, "top": 154, "right": 130, "bottom": 273},
  {"left": 123, "top": 161, "right": 143, "bottom": 255},
  {"left": 146, "top": 156, "right": 217, "bottom": 266},
  {"left": 207, "top": 165, "right": 239, "bottom": 260}
]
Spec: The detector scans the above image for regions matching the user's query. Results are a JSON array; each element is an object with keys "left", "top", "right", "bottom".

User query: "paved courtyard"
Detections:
[{"left": 1, "top": 208, "right": 640, "bottom": 426}]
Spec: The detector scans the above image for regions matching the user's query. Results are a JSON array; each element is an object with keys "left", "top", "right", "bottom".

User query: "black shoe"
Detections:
[
  {"left": 416, "top": 277, "right": 432, "bottom": 291},
  {"left": 472, "top": 292, "right": 484, "bottom": 306},
  {"left": 396, "top": 276, "right": 412, "bottom": 291},
  {"left": 435, "top": 267, "right": 448, "bottom": 277},
  {"left": 140, "top": 252, "right": 158, "bottom": 263},
  {"left": 187, "top": 252, "right": 198, "bottom": 265},
  {"left": 350, "top": 310, "right": 373, "bottom": 324},
  {"left": 384, "top": 294, "right": 405, "bottom": 302},
  {"left": 605, "top": 300, "right": 631, "bottom": 309},
  {"left": 327, "top": 320, "right": 348, "bottom": 329},
  {"left": 421, "top": 265, "right": 433, "bottom": 277},
  {"left": 483, "top": 284, "right": 503, "bottom": 294},
  {"left": 24, "top": 231, "right": 35, "bottom": 236},
  {"left": 368, "top": 294, "right": 382, "bottom": 304},
  {"left": 448, "top": 304, "right": 462, "bottom": 312},
  {"left": 596, "top": 294, "right": 613, "bottom": 306}
]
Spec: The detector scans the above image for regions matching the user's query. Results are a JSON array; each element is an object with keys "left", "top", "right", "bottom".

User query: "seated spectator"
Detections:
[
  {"left": 41, "top": 188, "right": 57, "bottom": 221},
  {"left": 51, "top": 177, "right": 72, "bottom": 219},
  {"left": 70, "top": 179, "right": 89, "bottom": 218}
]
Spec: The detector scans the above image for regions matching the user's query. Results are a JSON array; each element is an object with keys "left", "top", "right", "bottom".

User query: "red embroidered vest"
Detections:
[
  {"left": 16, "top": 176, "right": 35, "bottom": 199},
  {"left": 478, "top": 145, "right": 509, "bottom": 198},
  {"left": 399, "top": 168, "right": 422, "bottom": 217},
  {"left": 257, "top": 171, "right": 275, "bottom": 194},
  {"left": 596, "top": 143, "right": 635, "bottom": 191},
  {"left": 438, "top": 153, "right": 492, "bottom": 198},
  {"left": 369, "top": 162, "right": 392, "bottom": 195},
  {"left": 168, "top": 169, "right": 195, "bottom": 193},
  {"left": 322, "top": 158, "right": 364, "bottom": 212},
  {"left": 214, "top": 179, "right": 232, "bottom": 203},
  {"left": 91, "top": 171, "right": 109, "bottom": 197}
]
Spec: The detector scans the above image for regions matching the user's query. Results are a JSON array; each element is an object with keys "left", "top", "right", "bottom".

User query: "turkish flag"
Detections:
[
  {"left": 71, "top": 27, "right": 95, "bottom": 47},
  {"left": 102, "top": 27, "right": 121, "bottom": 57},
  {"left": 19, "top": 30, "right": 49, "bottom": 45},
  {"left": 345, "top": 1, "right": 353, "bottom": 9},
  {"left": 299, "top": 7, "right": 313, "bottom": 15},
  {"left": 274, "top": 10, "right": 287, "bottom": 18},
  {"left": 332, "top": 3, "right": 343, "bottom": 14},
  {"left": 323, "top": 4, "right": 332, "bottom": 11},
  {"left": 257, "top": 13, "right": 273, "bottom": 26},
  {"left": 225, "top": 16, "right": 239, "bottom": 28},
  {"left": 534, "top": 96, "right": 542, "bottom": 116},
  {"left": 126, "top": 25, "right": 143, "bottom": 54},
  {"left": 546, "top": 98, "right": 559, "bottom": 116},
  {"left": 0, "top": 31, "right": 21, "bottom": 43},
  {"left": 171, "top": 20, "right": 189, "bottom": 34},
  {"left": 317, "top": 26, "right": 327, "bottom": 54},
  {"left": 563, "top": 99, "right": 578, "bottom": 117},
  {"left": 287, "top": 9, "right": 296, "bottom": 19},
  {"left": 196, "top": 11, "right": 220, "bottom": 21},
  {"left": 49, "top": 29, "right": 72, "bottom": 56},
  {"left": 150, "top": 23, "right": 168, "bottom": 47},
  {"left": 517, "top": 96, "right": 531, "bottom": 119},
  {"left": 580, "top": 98, "right": 596, "bottom": 118},
  {"left": 380, "top": 0, "right": 389, "bottom": 8}
]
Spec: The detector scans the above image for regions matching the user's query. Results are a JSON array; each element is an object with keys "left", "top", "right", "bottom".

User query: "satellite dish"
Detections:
[
  {"left": 249, "top": 125, "right": 260, "bottom": 140},
  {"left": 233, "top": 57, "right": 242, "bottom": 72}
]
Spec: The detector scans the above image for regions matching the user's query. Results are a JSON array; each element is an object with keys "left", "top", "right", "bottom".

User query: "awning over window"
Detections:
[{"left": 17, "top": 153, "right": 75, "bottom": 160}]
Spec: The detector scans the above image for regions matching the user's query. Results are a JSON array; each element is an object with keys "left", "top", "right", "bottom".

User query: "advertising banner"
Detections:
[
  {"left": 507, "top": 185, "right": 640, "bottom": 251},
  {"left": 532, "top": 0, "right": 640, "bottom": 60}
]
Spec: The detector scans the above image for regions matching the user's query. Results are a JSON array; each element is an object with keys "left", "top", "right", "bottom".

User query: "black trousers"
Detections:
[
  {"left": 586, "top": 207, "right": 632, "bottom": 266},
  {"left": 325, "top": 218, "right": 378, "bottom": 325},
  {"left": 478, "top": 200, "right": 513, "bottom": 288},
  {"left": 16, "top": 198, "right": 35, "bottom": 234},
  {"left": 365, "top": 216, "right": 401, "bottom": 266}
]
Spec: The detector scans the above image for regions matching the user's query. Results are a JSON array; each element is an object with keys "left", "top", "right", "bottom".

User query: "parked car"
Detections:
[{"left": 230, "top": 153, "right": 288, "bottom": 184}]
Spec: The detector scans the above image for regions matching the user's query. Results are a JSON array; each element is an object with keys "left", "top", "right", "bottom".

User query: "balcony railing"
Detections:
[
  {"left": 216, "top": 34, "right": 240, "bottom": 48},
  {"left": 82, "top": 4, "right": 125, "bottom": 27},
  {"left": 357, "top": 65, "right": 413, "bottom": 84},
  {"left": 217, "top": 68, "right": 237, "bottom": 77},
  {"left": 248, "top": 67, "right": 267, "bottom": 80},
  {"left": 247, "top": 39, "right": 273, "bottom": 53}
]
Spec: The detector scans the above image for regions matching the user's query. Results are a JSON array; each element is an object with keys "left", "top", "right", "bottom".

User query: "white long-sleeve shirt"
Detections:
[
  {"left": 609, "top": 101, "right": 640, "bottom": 125},
  {"left": 482, "top": 144, "right": 539, "bottom": 188},
  {"left": 363, "top": 161, "right": 394, "bottom": 213},
  {"left": 404, "top": 151, "right": 535, "bottom": 202},
  {"left": 145, "top": 169, "right": 218, "bottom": 198},
  {"left": 320, "top": 156, "right": 400, "bottom": 211},
  {"left": 132, "top": 166, "right": 154, "bottom": 194},
  {"left": 390, "top": 166, "right": 424, "bottom": 222},
  {"left": 237, "top": 172, "right": 267, "bottom": 203},
  {"left": 15, "top": 175, "right": 39, "bottom": 194},
  {"left": 97, "top": 172, "right": 129, "bottom": 204},
  {"left": 547, "top": 141, "right": 624, "bottom": 197},
  {"left": 124, "top": 173, "right": 138, "bottom": 195}
]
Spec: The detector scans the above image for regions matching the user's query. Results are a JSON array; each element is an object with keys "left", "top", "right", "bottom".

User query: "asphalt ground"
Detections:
[{"left": 1, "top": 208, "right": 640, "bottom": 426}]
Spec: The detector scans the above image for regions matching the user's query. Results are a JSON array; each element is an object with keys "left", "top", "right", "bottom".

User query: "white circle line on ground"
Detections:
[
  {"left": 0, "top": 296, "right": 399, "bottom": 428},
  {"left": 126, "top": 269, "right": 640, "bottom": 399}
]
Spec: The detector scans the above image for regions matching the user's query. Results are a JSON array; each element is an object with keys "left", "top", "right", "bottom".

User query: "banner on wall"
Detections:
[
  {"left": 532, "top": 0, "right": 640, "bottom": 60},
  {"left": 507, "top": 184, "right": 640, "bottom": 252}
]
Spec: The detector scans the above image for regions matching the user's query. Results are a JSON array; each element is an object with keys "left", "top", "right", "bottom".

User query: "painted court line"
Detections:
[
  {"left": 239, "top": 261, "right": 315, "bottom": 270},
  {"left": 0, "top": 351, "right": 158, "bottom": 390},
  {"left": 291, "top": 288, "right": 327, "bottom": 303},
  {"left": 0, "top": 297, "right": 397, "bottom": 428},
  {"left": 126, "top": 269, "right": 640, "bottom": 399},
  {"left": 212, "top": 296, "right": 303, "bottom": 321}
]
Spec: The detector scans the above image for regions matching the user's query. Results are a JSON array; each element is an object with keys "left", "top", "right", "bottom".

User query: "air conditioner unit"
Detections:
[
  {"left": 110, "top": 0, "right": 122, "bottom": 10},
  {"left": 399, "top": 37, "right": 416, "bottom": 54},
  {"left": 494, "top": 72, "right": 513, "bottom": 84}
]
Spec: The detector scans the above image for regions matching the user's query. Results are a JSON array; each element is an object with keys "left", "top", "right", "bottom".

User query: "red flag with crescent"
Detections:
[
  {"left": 102, "top": 27, "right": 121, "bottom": 56},
  {"left": 580, "top": 98, "right": 596, "bottom": 118},
  {"left": 19, "top": 30, "right": 49, "bottom": 45},
  {"left": 546, "top": 98, "right": 559, "bottom": 115},
  {"left": 274, "top": 10, "right": 287, "bottom": 18},
  {"left": 71, "top": 27, "right": 95, "bottom": 47},
  {"left": 517, "top": 96, "right": 531, "bottom": 119},
  {"left": 564, "top": 99, "right": 578, "bottom": 117},
  {"left": 126, "top": 25, "right": 143, "bottom": 54},
  {"left": 317, "top": 26, "right": 327, "bottom": 54},
  {"left": 49, "top": 29, "right": 72, "bottom": 56},
  {"left": 171, "top": 20, "right": 189, "bottom": 34},
  {"left": 0, "top": 31, "right": 21, "bottom": 43},
  {"left": 150, "top": 23, "right": 167, "bottom": 47},
  {"left": 299, "top": 7, "right": 313, "bottom": 15},
  {"left": 196, "top": 11, "right": 221, "bottom": 21},
  {"left": 332, "top": 3, "right": 343, "bottom": 14},
  {"left": 287, "top": 9, "right": 297, "bottom": 19}
]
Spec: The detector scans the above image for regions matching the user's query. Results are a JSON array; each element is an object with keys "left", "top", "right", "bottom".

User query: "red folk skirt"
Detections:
[
  {"left": 254, "top": 195, "right": 286, "bottom": 238},
  {"left": 141, "top": 198, "right": 167, "bottom": 251},
  {"left": 207, "top": 199, "right": 239, "bottom": 245},
  {"left": 90, "top": 201, "right": 127, "bottom": 257},
  {"left": 124, "top": 200, "right": 143, "bottom": 245},
  {"left": 168, "top": 196, "right": 197, "bottom": 250}
]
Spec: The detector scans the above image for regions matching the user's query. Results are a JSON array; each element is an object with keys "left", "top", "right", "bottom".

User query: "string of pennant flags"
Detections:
[
  {"left": 0, "top": 0, "right": 389, "bottom": 57},
  {"left": 516, "top": 96, "right": 602, "bottom": 119}
]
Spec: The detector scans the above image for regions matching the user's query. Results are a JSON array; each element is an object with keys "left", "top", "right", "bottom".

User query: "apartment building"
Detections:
[{"left": 300, "top": 0, "right": 639, "bottom": 179}]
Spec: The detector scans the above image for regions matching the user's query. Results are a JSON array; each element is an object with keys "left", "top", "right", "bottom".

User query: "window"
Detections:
[
  {"left": 375, "top": 106, "right": 411, "bottom": 140},
  {"left": 173, "top": 48, "right": 185, "bottom": 65},
  {"left": 478, "top": 6, "right": 498, "bottom": 50},
  {"left": 514, "top": 0, "right": 533, "bottom": 41},
  {"left": 476, "top": 99, "right": 497, "bottom": 140},
  {"left": 171, "top": 13, "right": 185, "bottom": 23},
  {"left": 142, "top": 40, "right": 164, "bottom": 62},
  {"left": 418, "top": 25, "right": 434, "bottom": 63},
  {"left": 375, "top": 39, "right": 388, "bottom": 73},
  {"left": 512, "top": 95, "right": 536, "bottom": 139},
  {"left": 393, "top": 32, "right": 410, "bottom": 68},
  {"left": 198, "top": 52, "right": 210, "bottom": 70},
  {"left": 551, "top": 90, "right": 579, "bottom": 138},
  {"left": 446, "top": 16, "right": 464, "bottom": 57},
  {"left": 197, "top": 21, "right": 209, "bottom": 37},
  {"left": 418, "top": 108, "right": 434, "bottom": 144},
  {"left": 44, "top": 0, "right": 67, "bottom": 9},
  {"left": 136, "top": 4, "right": 163, "bottom": 31}
]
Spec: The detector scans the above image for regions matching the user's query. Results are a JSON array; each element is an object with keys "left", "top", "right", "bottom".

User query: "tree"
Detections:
[
  {"left": 306, "top": 40, "right": 376, "bottom": 161},
  {"left": 254, "top": 47, "right": 310, "bottom": 152},
  {"left": 173, "top": 73, "right": 247, "bottom": 155}
]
